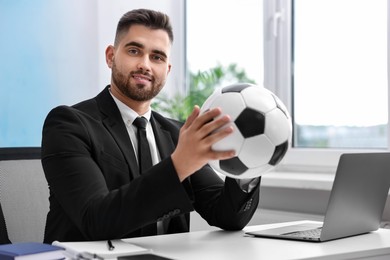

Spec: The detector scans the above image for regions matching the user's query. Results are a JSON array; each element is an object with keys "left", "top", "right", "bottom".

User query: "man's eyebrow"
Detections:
[
  {"left": 152, "top": 49, "right": 168, "bottom": 59},
  {"left": 124, "top": 41, "right": 167, "bottom": 59},
  {"left": 124, "top": 41, "right": 144, "bottom": 49}
]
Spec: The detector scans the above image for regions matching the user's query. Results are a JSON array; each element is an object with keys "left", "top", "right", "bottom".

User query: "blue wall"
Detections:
[{"left": 0, "top": 0, "right": 100, "bottom": 147}]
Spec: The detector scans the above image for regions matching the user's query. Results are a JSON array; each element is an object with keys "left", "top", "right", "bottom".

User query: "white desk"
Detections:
[{"left": 124, "top": 221, "right": 390, "bottom": 260}]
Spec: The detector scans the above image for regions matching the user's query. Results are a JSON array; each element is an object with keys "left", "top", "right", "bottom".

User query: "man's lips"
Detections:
[{"left": 132, "top": 73, "right": 152, "bottom": 82}]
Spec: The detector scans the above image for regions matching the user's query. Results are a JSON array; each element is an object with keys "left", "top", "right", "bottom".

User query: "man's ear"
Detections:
[
  {"left": 167, "top": 64, "right": 172, "bottom": 75},
  {"left": 105, "top": 45, "right": 115, "bottom": 68}
]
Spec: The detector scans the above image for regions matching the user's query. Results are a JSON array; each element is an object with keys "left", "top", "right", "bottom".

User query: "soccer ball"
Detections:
[{"left": 200, "top": 83, "right": 292, "bottom": 179}]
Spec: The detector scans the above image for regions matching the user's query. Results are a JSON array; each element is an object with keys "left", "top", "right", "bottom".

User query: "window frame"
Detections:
[
  {"left": 0, "top": 148, "right": 41, "bottom": 160},
  {"left": 265, "top": 0, "right": 390, "bottom": 172}
]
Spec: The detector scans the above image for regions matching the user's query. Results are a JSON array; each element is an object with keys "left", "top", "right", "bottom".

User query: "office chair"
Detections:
[{"left": 0, "top": 160, "right": 49, "bottom": 243}]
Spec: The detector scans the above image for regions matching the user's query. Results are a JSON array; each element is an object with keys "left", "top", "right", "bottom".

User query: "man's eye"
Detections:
[
  {"left": 152, "top": 55, "right": 164, "bottom": 62},
  {"left": 128, "top": 49, "right": 139, "bottom": 55}
]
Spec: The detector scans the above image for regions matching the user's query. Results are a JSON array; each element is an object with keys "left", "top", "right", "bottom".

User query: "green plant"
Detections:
[{"left": 152, "top": 63, "right": 256, "bottom": 122}]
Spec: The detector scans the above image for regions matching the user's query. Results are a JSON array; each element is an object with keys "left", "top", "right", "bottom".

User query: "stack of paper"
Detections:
[{"left": 53, "top": 240, "right": 150, "bottom": 259}]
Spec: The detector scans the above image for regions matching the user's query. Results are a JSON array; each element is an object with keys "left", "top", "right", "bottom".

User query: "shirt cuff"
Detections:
[{"left": 236, "top": 178, "right": 260, "bottom": 193}]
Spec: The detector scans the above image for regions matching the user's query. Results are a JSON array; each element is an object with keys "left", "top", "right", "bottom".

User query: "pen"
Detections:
[
  {"left": 77, "top": 252, "right": 104, "bottom": 260},
  {"left": 107, "top": 240, "right": 115, "bottom": 251}
]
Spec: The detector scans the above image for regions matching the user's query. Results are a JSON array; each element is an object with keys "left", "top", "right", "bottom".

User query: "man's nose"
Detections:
[{"left": 136, "top": 56, "right": 151, "bottom": 71}]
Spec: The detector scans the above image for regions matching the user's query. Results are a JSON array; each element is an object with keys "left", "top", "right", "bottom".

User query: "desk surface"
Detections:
[{"left": 124, "top": 221, "right": 390, "bottom": 260}]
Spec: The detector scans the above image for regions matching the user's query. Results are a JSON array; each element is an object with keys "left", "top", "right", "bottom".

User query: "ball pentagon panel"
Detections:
[
  {"left": 219, "top": 157, "right": 248, "bottom": 176},
  {"left": 235, "top": 108, "right": 265, "bottom": 138},
  {"left": 239, "top": 164, "right": 274, "bottom": 179},
  {"left": 269, "top": 140, "right": 289, "bottom": 166},
  {"left": 222, "top": 83, "right": 253, "bottom": 93}
]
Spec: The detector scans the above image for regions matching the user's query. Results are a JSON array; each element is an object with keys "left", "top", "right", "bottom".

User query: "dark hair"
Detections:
[{"left": 114, "top": 9, "right": 174, "bottom": 46}]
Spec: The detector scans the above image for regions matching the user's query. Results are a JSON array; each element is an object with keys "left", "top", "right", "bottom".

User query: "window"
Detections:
[
  {"left": 268, "top": 0, "right": 389, "bottom": 170},
  {"left": 186, "top": 0, "right": 263, "bottom": 89},
  {"left": 294, "top": 0, "right": 387, "bottom": 149}
]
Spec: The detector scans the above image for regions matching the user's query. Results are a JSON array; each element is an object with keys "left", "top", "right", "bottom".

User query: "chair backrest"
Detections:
[{"left": 0, "top": 160, "right": 49, "bottom": 243}]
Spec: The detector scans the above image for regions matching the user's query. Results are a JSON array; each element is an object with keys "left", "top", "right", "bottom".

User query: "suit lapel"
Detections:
[
  {"left": 96, "top": 87, "right": 140, "bottom": 179},
  {"left": 150, "top": 114, "right": 176, "bottom": 159},
  {"left": 95, "top": 87, "right": 178, "bottom": 180}
]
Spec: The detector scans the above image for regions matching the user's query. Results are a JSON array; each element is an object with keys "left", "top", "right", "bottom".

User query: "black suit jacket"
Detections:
[
  {"left": 41, "top": 86, "right": 260, "bottom": 243},
  {"left": 0, "top": 203, "right": 10, "bottom": 244}
]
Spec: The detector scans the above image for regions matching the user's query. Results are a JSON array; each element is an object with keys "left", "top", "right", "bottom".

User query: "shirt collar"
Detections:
[{"left": 109, "top": 88, "right": 151, "bottom": 125}]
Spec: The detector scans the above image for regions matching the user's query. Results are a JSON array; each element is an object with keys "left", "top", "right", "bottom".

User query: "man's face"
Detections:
[{"left": 107, "top": 25, "right": 171, "bottom": 102}]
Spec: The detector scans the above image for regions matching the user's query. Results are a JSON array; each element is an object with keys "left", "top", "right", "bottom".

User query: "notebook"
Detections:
[
  {"left": 53, "top": 239, "right": 150, "bottom": 259},
  {"left": 246, "top": 153, "right": 390, "bottom": 242},
  {"left": 0, "top": 242, "right": 65, "bottom": 260}
]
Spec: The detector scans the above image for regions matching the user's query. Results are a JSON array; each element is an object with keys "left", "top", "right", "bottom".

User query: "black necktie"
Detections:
[
  {"left": 133, "top": 117, "right": 153, "bottom": 174},
  {"left": 133, "top": 117, "right": 156, "bottom": 236}
]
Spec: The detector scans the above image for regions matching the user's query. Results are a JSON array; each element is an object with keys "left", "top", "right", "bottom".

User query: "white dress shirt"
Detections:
[{"left": 110, "top": 92, "right": 160, "bottom": 168}]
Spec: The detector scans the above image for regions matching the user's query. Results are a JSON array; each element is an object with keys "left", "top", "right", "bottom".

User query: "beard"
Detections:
[{"left": 111, "top": 61, "right": 165, "bottom": 101}]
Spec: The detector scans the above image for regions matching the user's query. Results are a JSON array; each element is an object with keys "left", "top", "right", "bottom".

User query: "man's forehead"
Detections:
[{"left": 119, "top": 25, "right": 171, "bottom": 51}]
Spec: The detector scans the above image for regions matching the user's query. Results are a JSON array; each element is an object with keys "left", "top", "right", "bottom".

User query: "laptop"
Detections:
[{"left": 246, "top": 153, "right": 390, "bottom": 242}]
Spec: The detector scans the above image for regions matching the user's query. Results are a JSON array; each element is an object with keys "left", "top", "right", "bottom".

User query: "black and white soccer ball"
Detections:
[{"left": 200, "top": 83, "right": 292, "bottom": 179}]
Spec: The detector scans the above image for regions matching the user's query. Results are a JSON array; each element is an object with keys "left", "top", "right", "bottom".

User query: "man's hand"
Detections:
[{"left": 171, "top": 105, "right": 235, "bottom": 182}]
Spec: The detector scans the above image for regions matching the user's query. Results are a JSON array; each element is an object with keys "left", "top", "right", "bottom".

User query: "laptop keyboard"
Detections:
[{"left": 283, "top": 227, "right": 323, "bottom": 238}]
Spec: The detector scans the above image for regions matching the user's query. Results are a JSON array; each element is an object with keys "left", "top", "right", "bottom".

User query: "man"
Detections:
[{"left": 41, "top": 8, "right": 260, "bottom": 243}]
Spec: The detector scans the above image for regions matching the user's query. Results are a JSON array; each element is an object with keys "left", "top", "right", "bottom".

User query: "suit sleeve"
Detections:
[
  {"left": 161, "top": 115, "right": 261, "bottom": 231},
  {"left": 42, "top": 106, "right": 194, "bottom": 240},
  {"left": 190, "top": 165, "right": 260, "bottom": 231}
]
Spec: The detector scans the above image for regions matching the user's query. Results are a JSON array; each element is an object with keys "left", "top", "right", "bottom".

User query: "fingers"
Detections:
[
  {"left": 172, "top": 106, "right": 235, "bottom": 181},
  {"left": 197, "top": 107, "right": 224, "bottom": 127},
  {"left": 187, "top": 106, "right": 225, "bottom": 130},
  {"left": 209, "top": 149, "right": 236, "bottom": 161},
  {"left": 182, "top": 105, "right": 200, "bottom": 129},
  {"left": 194, "top": 107, "right": 236, "bottom": 155},
  {"left": 184, "top": 106, "right": 233, "bottom": 143},
  {"left": 203, "top": 123, "right": 235, "bottom": 158},
  {"left": 202, "top": 114, "right": 231, "bottom": 138}
]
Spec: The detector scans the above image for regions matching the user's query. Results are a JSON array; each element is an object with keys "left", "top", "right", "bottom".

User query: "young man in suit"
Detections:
[{"left": 41, "top": 8, "right": 260, "bottom": 243}]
